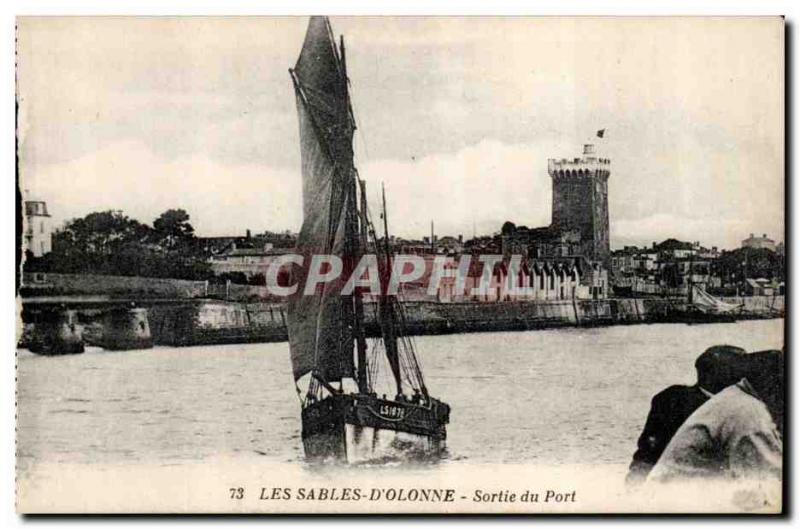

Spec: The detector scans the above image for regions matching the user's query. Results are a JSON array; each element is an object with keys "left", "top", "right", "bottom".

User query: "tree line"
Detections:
[
  {"left": 712, "top": 247, "right": 785, "bottom": 283},
  {"left": 24, "top": 209, "right": 219, "bottom": 281}
]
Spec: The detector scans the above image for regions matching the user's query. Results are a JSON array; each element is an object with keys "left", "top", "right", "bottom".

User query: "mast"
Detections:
[
  {"left": 353, "top": 178, "right": 369, "bottom": 393},
  {"left": 380, "top": 183, "right": 403, "bottom": 397},
  {"left": 358, "top": 180, "right": 369, "bottom": 246},
  {"left": 337, "top": 32, "right": 370, "bottom": 394},
  {"left": 346, "top": 190, "right": 367, "bottom": 392},
  {"left": 688, "top": 252, "right": 694, "bottom": 305},
  {"left": 382, "top": 184, "right": 391, "bottom": 275},
  {"left": 334, "top": 32, "right": 372, "bottom": 396}
]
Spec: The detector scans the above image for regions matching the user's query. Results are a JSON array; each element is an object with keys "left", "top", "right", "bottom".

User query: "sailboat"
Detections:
[
  {"left": 674, "top": 283, "right": 741, "bottom": 324},
  {"left": 287, "top": 16, "right": 450, "bottom": 463}
]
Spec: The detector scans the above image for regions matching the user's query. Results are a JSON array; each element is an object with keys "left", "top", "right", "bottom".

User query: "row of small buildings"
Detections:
[
  {"left": 610, "top": 239, "right": 719, "bottom": 294},
  {"left": 205, "top": 231, "right": 609, "bottom": 302},
  {"left": 610, "top": 235, "right": 784, "bottom": 296}
]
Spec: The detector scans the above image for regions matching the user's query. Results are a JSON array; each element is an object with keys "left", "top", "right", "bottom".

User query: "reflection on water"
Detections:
[{"left": 17, "top": 320, "right": 783, "bottom": 471}]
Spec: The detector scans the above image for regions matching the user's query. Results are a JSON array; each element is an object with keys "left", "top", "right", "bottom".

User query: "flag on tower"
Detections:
[{"left": 596, "top": 129, "right": 606, "bottom": 138}]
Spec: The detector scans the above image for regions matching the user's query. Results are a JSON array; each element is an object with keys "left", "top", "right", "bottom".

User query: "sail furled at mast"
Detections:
[{"left": 287, "top": 16, "right": 357, "bottom": 383}]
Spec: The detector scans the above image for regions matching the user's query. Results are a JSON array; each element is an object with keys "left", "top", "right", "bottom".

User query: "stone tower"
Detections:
[{"left": 547, "top": 144, "right": 610, "bottom": 267}]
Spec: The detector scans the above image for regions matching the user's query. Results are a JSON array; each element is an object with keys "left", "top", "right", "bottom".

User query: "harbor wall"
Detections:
[
  {"left": 719, "top": 295, "right": 784, "bottom": 314},
  {"left": 145, "top": 296, "right": 783, "bottom": 347},
  {"left": 148, "top": 302, "right": 289, "bottom": 346},
  {"left": 20, "top": 272, "right": 272, "bottom": 301},
  {"left": 91, "top": 308, "right": 154, "bottom": 350},
  {"left": 20, "top": 271, "right": 783, "bottom": 349}
]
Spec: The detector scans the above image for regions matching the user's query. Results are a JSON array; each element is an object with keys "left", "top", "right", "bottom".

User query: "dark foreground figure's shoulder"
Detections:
[
  {"left": 627, "top": 384, "right": 710, "bottom": 484},
  {"left": 652, "top": 384, "right": 706, "bottom": 407}
]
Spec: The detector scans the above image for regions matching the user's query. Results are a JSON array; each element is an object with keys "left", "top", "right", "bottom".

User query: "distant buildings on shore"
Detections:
[
  {"left": 203, "top": 230, "right": 295, "bottom": 279},
  {"left": 199, "top": 138, "right": 785, "bottom": 302},
  {"left": 204, "top": 142, "right": 613, "bottom": 300},
  {"left": 611, "top": 235, "right": 784, "bottom": 297},
  {"left": 611, "top": 239, "right": 719, "bottom": 295},
  {"left": 24, "top": 137, "right": 783, "bottom": 304}
]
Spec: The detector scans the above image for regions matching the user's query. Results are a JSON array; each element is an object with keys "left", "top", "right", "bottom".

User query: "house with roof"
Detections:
[
  {"left": 207, "top": 240, "right": 293, "bottom": 279},
  {"left": 743, "top": 277, "right": 784, "bottom": 296}
]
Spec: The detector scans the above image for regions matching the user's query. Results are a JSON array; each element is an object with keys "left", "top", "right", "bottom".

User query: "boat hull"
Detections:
[
  {"left": 301, "top": 393, "right": 449, "bottom": 463},
  {"left": 672, "top": 309, "right": 738, "bottom": 324}
]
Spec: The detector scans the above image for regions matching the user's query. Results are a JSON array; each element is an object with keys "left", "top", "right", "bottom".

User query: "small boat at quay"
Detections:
[{"left": 671, "top": 284, "right": 742, "bottom": 324}]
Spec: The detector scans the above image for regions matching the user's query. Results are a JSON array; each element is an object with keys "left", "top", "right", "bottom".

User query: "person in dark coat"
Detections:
[
  {"left": 739, "top": 349, "right": 784, "bottom": 435},
  {"left": 626, "top": 345, "right": 747, "bottom": 485}
]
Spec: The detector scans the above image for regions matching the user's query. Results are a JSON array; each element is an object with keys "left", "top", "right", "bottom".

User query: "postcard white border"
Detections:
[{"left": 4, "top": 0, "right": 797, "bottom": 527}]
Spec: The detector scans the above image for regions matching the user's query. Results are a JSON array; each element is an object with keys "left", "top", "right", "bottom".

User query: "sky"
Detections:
[{"left": 17, "top": 16, "right": 784, "bottom": 250}]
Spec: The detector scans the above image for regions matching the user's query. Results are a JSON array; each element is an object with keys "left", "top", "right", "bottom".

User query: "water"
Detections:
[{"left": 17, "top": 320, "right": 783, "bottom": 472}]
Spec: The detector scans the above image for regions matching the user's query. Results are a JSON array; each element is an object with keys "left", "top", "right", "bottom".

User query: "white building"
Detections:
[
  {"left": 207, "top": 242, "right": 293, "bottom": 278},
  {"left": 24, "top": 198, "right": 52, "bottom": 257},
  {"left": 741, "top": 233, "right": 777, "bottom": 252}
]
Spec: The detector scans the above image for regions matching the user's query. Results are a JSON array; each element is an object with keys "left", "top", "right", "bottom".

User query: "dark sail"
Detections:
[
  {"left": 287, "top": 16, "right": 356, "bottom": 383},
  {"left": 293, "top": 16, "right": 354, "bottom": 204},
  {"left": 287, "top": 17, "right": 450, "bottom": 463}
]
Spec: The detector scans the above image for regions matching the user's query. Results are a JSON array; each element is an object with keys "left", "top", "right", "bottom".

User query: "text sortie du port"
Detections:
[{"left": 255, "top": 487, "right": 577, "bottom": 503}]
